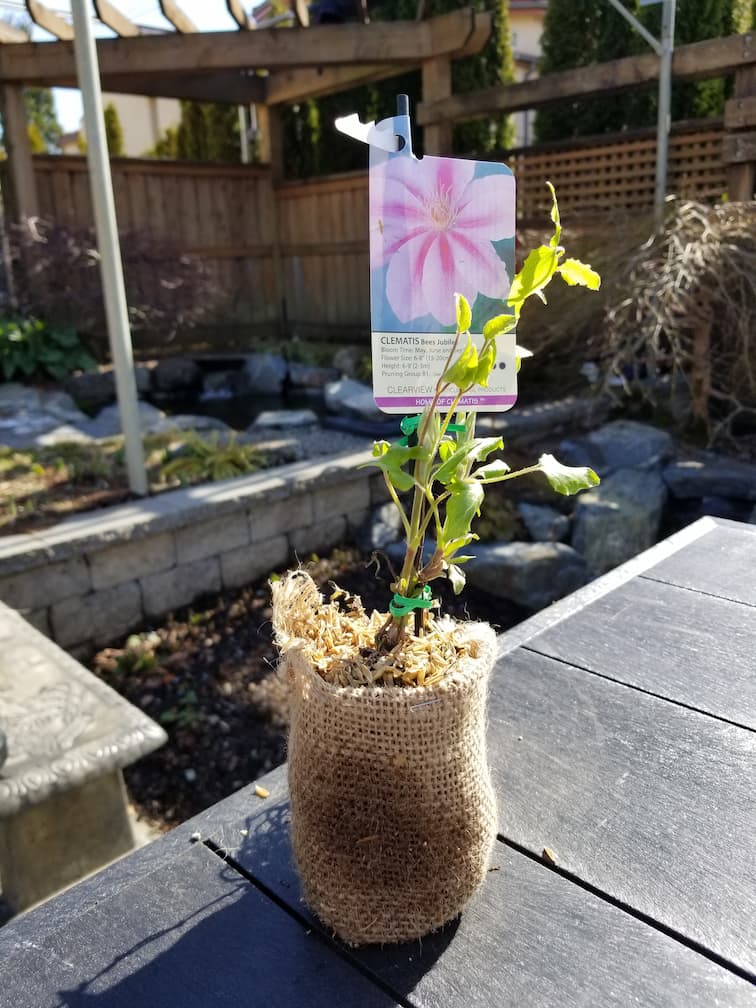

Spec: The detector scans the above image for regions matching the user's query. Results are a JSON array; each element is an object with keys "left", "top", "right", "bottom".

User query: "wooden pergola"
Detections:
[
  {"left": 0, "top": 1, "right": 490, "bottom": 495},
  {"left": 0, "top": 1, "right": 491, "bottom": 219}
]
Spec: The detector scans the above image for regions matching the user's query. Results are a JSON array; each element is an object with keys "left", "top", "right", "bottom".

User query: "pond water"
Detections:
[{"left": 160, "top": 388, "right": 327, "bottom": 430}]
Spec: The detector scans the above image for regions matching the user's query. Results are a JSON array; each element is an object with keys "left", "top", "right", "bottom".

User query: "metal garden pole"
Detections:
[
  {"left": 654, "top": 0, "right": 677, "bottom": 228},
  {"left": 70, "top": 0, "right": 147, "bottom": 495},
  {"left": 605, "top": 0, "right": 677, "bottom": 229}
]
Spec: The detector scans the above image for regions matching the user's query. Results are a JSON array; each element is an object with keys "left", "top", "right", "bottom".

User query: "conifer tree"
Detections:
[{"left": 103, "top": 102, "right": 125, "bottom": 157}]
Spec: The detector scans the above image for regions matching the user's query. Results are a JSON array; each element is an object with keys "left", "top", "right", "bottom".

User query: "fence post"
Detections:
[
  {"left": 723, "top": 64, "right": 756, "bottom": 202},
  {"left": 257, "top": 104, "right": 285, "bottom": 185},
  {"left": 0, "top": 85, "right": 39, "bottom": 222},
  {"left": 422, "top": 58, "right": 452, "bottom": 155}
]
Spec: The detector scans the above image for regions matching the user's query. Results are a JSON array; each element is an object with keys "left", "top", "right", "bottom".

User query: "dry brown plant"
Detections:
[{"left": 604, "top": 199, "right": 756, "bottom": 449}]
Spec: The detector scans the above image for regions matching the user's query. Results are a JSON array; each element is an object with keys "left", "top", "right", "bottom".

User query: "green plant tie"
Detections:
[
  {"left": 398, "top": 415, "right": 467, "bottom": 446},
  {"left": 389, "top": 585, "right": 434, "bottom": 617}
]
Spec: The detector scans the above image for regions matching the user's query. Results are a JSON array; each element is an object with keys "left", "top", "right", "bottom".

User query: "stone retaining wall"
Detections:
[{"left": 0, "top": 449, "right": 382, "bottom": 656}]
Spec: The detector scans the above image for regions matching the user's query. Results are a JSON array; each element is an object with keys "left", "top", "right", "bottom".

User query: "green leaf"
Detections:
[
  {"left": 546, "top": 181, "right": 562, "bottom": 248},
  {"left": 447, "top": 564, "right": 466, "bottom": 595},
  {"left": 438, "top": 438, "right": 457, "bottom": 463},
  {"left": 443, "top": 336, "right": 478, "bottom": 389},
  {"left": 483, "top": 313, "right": 517, "bottom": 340},
  {"left": 508, "top": 245, "right": 559, "bottom": 309},
  {"left": 362, "top": 441, "right": 422, "bottom": 493},
  {"left": 433, "top": 436, "right": 503, "bottom": 486},
  {"left": 473, "top": 459, "right": 511, "bottom": 482},
  {"left": 558, "top": 258, "right": 601, "bottom": 290},
  {"left": 538, "top": 453, "right": 600, "bottom": 495},
  {"left": 442, "top": 533, "right": 477, "bottom": 557},
  {"left": 474, "top": 341, "right": 496, "bottom": 388},
  {"left": 455, "top": 292, "right": 472, "bottom": 333},
  {"left": 442, "top": 479, "right": 484, "bottom": 544}
]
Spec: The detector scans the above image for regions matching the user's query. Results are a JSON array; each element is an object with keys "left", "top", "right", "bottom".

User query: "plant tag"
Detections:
[{"left": 367, "top": 114, "right": 517, "bottom": 414}]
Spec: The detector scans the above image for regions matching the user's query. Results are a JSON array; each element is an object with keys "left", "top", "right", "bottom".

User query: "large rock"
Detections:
[
  {"left": 251, "top": 409, "right": 319, "bottom": 429},
  {"left": 65, "top": 368, "right": 151, "bottom": 412},
  {"left": 559, "top": 420, "right": 674, "bottom": 477},
  {"left": 151, "top": 356, "right": 203, "bottom": 396},
  {"left": 476, "top": 395, "right": 610, "bottom": 444},
  {"left": 146, "top": 413, "right": 233, "bottom": 436},
  {"left": 332, "top": 346, "right": 362, "bottom": 379},
  {"left": 355, "top": 502, "right": 405, "bottom": 553},
  {"left": 572, "top": 467, "right": 667, "bottom": 576},
  {"left": 288, "top": 362, "right": 339, "bottom": 388},
  {"left": 324, "top": 378, "right": 384, "bottom": 424},
  {"left": 0, "top": 410, "right": 59, "bottom": 446},
  {"left": 465, "top": 541, "right": 589, "bottom": 611},
  {"left": 243, "top": 352, "right": 287, "bottom": 395},
  {"left": 64, "top": 371, "right": 116, "bottom": 413},
  {"left": 38, "top": 390, "right": 88, "bottom": 425},
  {"left": 516, "top": 501, "right": 570, "bottom": 542},
  {"left": 0, "top": 383, "right": 41, "bottom": 413},
  {"left": 35, "top": 424, "right": 95, "bottom": 446},
  {"left": 663, "top": 452, "right": 756, "bottom": 501},
  {"left": 201, "top": 369, "right": 251, "bottom": 400},
  {"left": 85, "top": 401, "right": 166, "bottom": 438},
  {"left": 385, "top": 538, "right": 588, "bottom": 610}
]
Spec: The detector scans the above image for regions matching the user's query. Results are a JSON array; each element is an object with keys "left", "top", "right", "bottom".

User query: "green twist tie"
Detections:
[
  {"left": 398, "top": 415, "right": 467, "bottom": 446},
  {"left": 389, "top": 585, "right": 434, "bottom": 618}
]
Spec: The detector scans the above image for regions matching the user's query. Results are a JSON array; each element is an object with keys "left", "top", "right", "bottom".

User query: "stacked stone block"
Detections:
[{"left": 0, "top": 449, "right": 382, "bottom": 655}]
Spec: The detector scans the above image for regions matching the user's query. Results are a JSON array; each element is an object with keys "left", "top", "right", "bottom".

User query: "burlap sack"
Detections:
[{"left": 283, "top": 621, "right": 498, "bottom": 946}]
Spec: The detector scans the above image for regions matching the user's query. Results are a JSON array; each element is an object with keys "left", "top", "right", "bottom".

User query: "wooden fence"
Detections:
[
  {"left": 509, "top": 120, "right": 726, "bottom": 221},
  {"left": 19, "top": 118, "right": 727, "bottom": 353}
]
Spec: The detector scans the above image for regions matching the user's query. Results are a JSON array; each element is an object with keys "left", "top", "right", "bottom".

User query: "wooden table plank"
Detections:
[
  {"left": 525, "top": 576, "right": 756, "bottom": 729},
  {"left": 493, "top": 517, "right": 720, "bottom": 660},
  {"left": 487, "top": 648, "right": 756, "bottom": 977},
  {"left": 0, "top": 841, "right": 395, "bottom": 1008},
  {"left": 642, "top": 520, "right": 756, "bottom": 607},
  {"left": 206, "top": 775, "right": 756, "bottom": 1006}
]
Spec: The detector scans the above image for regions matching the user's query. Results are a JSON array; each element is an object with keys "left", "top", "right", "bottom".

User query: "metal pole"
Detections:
[
  {"left": 70, "top": 0, "right": 147, "bottom": 495},
  {"left": 239, "top": 106, "right": 251, "bottom": 164},
  {"left": 654, "top": 0, "right": 676, "bottom": 229}
]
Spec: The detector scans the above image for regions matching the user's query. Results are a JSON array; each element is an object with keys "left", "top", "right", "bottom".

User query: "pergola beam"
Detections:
[
  {"left": 0, "top": 10, "right": 490, "bottom": 84},
  {"left": 157, "top": 1, "right": 198, "bottom": 34},
  {"left": 24, "top": 0, "right": 73, "bottom": 40},
  {"left": 267, "top": 64, "right": 410, "bottom": 105},
  {"left": 92, "top": 0, "right": 140, "bottom": 38},
  {"left": 226, "top": 0, "right": 252, "bottom": 30},
  {"left": 418, "top": 31, "right": 756, "bottom": 125},
  {"left": 0, "top": 20, "right": 29, "bottom": 43},
  {"left": 102, "top": 70, "right": 266, "bottom": 105}
]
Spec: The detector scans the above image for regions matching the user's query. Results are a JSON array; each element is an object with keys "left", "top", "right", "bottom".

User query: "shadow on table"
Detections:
[{"left": 50, "top": 793, "right": 462, "bottom": 1006}]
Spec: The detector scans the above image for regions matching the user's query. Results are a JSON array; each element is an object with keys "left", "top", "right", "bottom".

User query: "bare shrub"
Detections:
[
  {"left": 11, "top": 217, "right": 217, "bottom": 359},
  {"left": 514, "top": 211, "right": 655, "bottom": 402},
  {"left": 604, "top": 200, "right": 756, "bottom": 448}
]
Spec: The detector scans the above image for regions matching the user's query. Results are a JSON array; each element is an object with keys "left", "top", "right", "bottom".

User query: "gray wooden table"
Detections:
[{"left": 1, "top": 516, "right": 754, "bottom": 1007}]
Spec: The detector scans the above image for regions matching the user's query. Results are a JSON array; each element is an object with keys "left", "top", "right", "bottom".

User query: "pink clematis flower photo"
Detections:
[{"left": 370, "top": 154, "right": 515, "bottom": 327}]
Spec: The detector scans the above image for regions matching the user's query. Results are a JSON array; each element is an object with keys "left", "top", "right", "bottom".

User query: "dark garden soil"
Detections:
[{"left": 89, "top": 546, "right": 529, "bottom": 834}]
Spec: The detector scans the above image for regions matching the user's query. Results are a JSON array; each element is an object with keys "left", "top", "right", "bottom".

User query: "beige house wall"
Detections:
[
  {"left": 100, "top": 93, "right": 181, "bottom": 157},
  {"left": 61, "top": 95, "right": 181, "bottom": 157},
  {"left": 510, "top": 2, "right": 547, "bottom": 146}
]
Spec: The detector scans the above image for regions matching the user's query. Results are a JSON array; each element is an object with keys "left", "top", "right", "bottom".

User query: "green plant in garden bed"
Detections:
[
  {"left": 0, "top": 317, "right": 96, "bottom": 382},
  {"left": 366, "top": 185, "right": 601, "bottom": 648},
  {"left": 0, "top": 431, "right": 266, "bottom": 533},
  {"left": 159, "top": 431, "right": 262, "bottom": 485}
]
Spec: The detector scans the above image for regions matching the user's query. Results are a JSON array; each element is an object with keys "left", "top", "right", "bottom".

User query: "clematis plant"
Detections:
[{"left": 367, "top": 185, "right": 602, "bottom": 647}]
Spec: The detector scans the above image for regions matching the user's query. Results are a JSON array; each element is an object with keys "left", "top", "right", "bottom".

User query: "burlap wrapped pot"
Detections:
[{"left": 283, "top": 621, "right": 498, "bottom": 946}]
